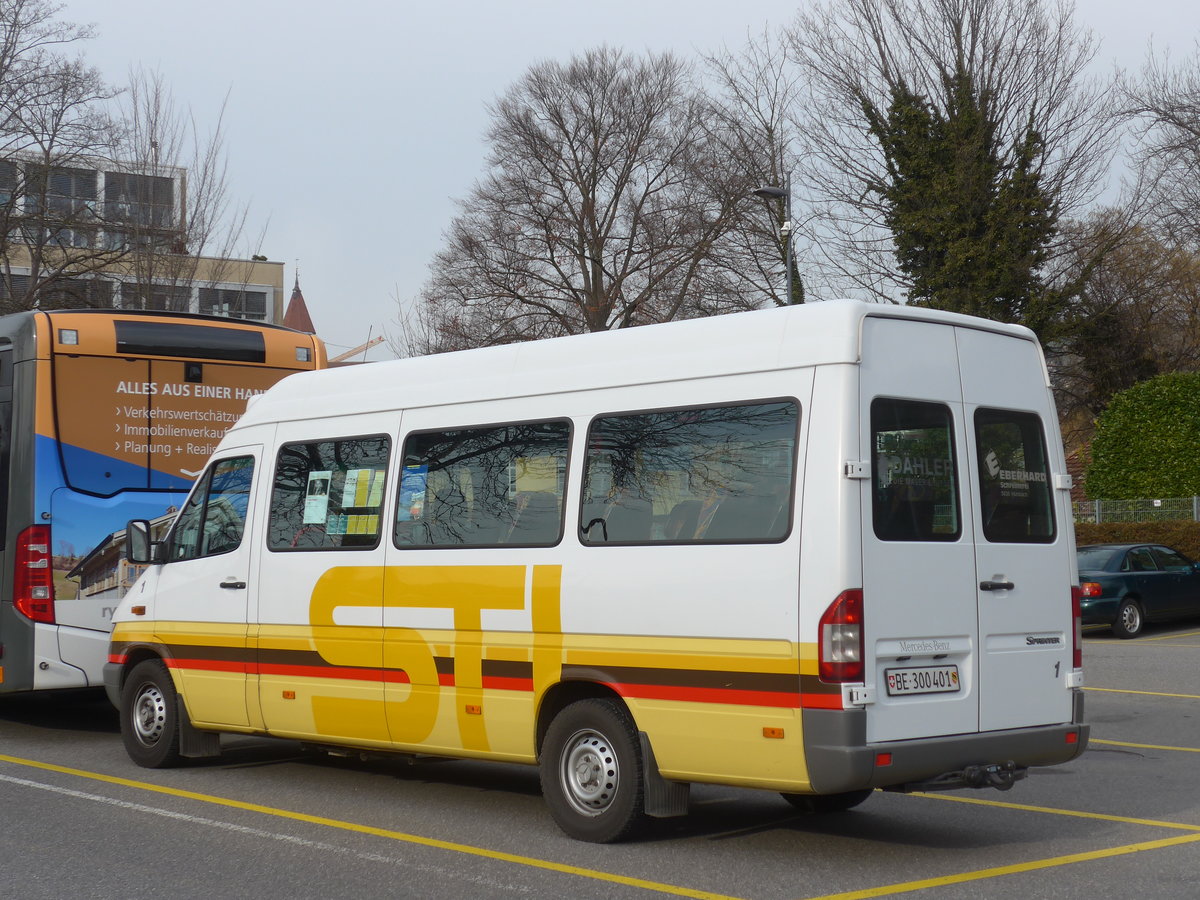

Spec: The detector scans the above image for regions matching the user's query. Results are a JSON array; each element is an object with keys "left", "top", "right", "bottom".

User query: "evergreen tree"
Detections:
[{"left": 862, "top": 68, "right": 1061, "bottom": 335}]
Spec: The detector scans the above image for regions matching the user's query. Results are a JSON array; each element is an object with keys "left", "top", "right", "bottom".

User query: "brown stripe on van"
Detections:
[{"left": 562, "top": 664, "right": 799, "bottom": 695}]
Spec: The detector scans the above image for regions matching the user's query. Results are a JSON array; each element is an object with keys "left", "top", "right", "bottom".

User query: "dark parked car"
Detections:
[{"left": 1077, "top": 543, "right": 1200, "bottom": 638}]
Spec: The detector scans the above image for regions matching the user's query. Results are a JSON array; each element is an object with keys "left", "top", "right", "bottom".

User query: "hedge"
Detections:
[
  {"left": 1086, "top": 372, "right": 1200, "bottom": 499},
  {"left": 1074, "top": 521, "right": 1200, "bottom": 560}
]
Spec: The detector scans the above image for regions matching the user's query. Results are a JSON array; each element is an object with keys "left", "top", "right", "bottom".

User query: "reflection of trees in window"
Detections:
[
  {"left": 397, "top": 422, "right": 569, "bottom": 547},
  {"left": 268, "top": 437, "right": 390, "bottom": 550},
  {"left": 975, "top": 409, "right": 1054, "bottom": 543},
  {"left": 168, "top": 456, "right": 254, "bottom": 561},
  {"left": 104, "top": 171, "right": 174, "bottom": 230},
  {"left": 583, "top": 401, "right": 798, "bottom": 543},
  {"left": 199, "top": 287, "right": 266, "bottom": 321},
  {"left": 871, "top": 399, "right": 960, "bottom": 541}
]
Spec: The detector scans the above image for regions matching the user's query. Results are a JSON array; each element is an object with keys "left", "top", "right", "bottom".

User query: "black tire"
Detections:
[
  {"left": 1113, "top": 598, "right": 1144, "bottom": 639},
  {"left": 781, "top": 789, "right": 874, "bottom": 813},
  {"left": 540, "top": 698, "right": 646, "bottom": 843},
  {"left": 120, "top": 659, "right": 185, "bottom": 768}
]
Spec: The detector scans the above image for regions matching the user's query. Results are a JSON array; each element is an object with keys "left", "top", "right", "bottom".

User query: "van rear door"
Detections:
[
  {"left": 858, "top": 318, "right": 1073, "bottom": 743},
  {"left": 956, "top": 327, "right": 1074, "bottom": 732},
  {"left": 858, "top": 318, "right": 978, "bottom": 743}
]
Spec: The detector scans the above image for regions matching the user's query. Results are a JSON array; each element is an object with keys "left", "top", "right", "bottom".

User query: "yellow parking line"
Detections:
[
  {"left": 1084, "top": 687, "right": 1200, "bottom": 699},
  {"left": 1140, "top": 630, "right": 1200, "bottom": 642},
  {"left": 0, "top": 754, "right": 740, "bottom": 900},
  {"left": 796, "top": 832, "right": 1200, "bottom": 900},
  {"left": 1091, "top": 738, "right": 1200, "bottom": 754},
  {"left": 911, "top": 791, "right": 1200, "bottom": 832}
]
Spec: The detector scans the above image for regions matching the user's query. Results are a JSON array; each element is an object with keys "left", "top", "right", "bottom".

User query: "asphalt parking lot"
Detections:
[{"left": 2, "top": 623, "right": 1198, "bottom": 899}]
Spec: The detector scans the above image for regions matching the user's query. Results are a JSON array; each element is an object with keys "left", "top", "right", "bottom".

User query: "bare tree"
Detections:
[
  {"left": 110, "top": 68, "right": 256, "bottom": 312},
  {"left": 1050, "top": 211, "right": 1200, "bottom": 451},
  {"left": 1120, "top": 41, "right": 1200, "bottom": 251},
  {"left": 0, "top": 0, "right": 129, "bottom": 311},
  {"left": 402, "top": 47, "right": 760, "bottom": 355},
  {"left": 785, "top": 0, "right": 1117, "bottom": 305},
  {"left": 705, "top": 30, "right": 807, "bottom": 307}
]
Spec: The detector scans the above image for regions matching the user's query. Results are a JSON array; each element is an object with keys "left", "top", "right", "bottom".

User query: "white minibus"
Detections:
[{"left": 107, "top": 301, "right": 1087, "bottom": 842}]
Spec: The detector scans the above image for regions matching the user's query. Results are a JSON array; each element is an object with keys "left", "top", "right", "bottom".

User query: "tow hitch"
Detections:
[{"left": 883, "top": 760, "right": 1028, "bottom": 794}]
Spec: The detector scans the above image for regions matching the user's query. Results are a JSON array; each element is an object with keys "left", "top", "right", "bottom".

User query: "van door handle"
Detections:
[
  {"left": 980, "top": 580, "right": 1015, "bottom": 592},
  {"left": 220, "top": 580, "right": 247, "bottom": 590}
]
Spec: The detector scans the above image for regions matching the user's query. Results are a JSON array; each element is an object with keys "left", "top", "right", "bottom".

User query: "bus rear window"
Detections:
[{"left": 114, "top": 320, "right": 266, "bottom": 362}]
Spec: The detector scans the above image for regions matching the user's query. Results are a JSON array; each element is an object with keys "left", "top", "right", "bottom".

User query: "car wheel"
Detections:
[
  {"left": 540, "top": 698, "right": 646, "bottom": 843},
  {"left": 120, "top": 659, "right": 185, "bottom": 768},
  {"left": 781, "top": 789, "right": 874, "bottom": 813},
  {"left": 1113, "top": 598, "right": 1144, "bottom": 639}
]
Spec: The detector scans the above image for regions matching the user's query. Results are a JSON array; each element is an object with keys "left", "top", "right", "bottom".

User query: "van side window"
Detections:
[
  {"left": 975, "top": 409, "right": 1055, "bottom": 544},
  {"left": 168, "top": 456, "right": 255, "bottom": 561},
  {"left": 872, "top": 399, "right": 960, "bottom": 542},
  {"left": 581, "top": 400, "right": 798, "bottom": 544},
  {"left": 267, "top": 436, "right": 390, "bottom": 551},
  {"left": 395, "top": 421, "right": 569, "bottom": 548}
]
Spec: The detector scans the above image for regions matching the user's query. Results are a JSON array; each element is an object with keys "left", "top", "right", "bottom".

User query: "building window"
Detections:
[
  {"left": 200, "top": 287, "right": 267, "bottom": 321},
  {"left": 121, "top": 283, "right": 192, "bottom": 312},
  {"left": 25, "top": 166, "right": 98, "bottom": 219},
  {"left": 104, "top": 171, "right": 175, "bottom": 230}
]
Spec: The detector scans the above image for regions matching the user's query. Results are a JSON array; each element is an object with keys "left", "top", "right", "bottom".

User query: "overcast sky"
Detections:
[{"left": 63, "top": 0, "right": 1196, "bottom": 361}]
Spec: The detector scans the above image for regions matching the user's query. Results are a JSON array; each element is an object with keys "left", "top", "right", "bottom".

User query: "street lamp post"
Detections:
[{"left": 752, "top": 175, "right": 797, "bottom": 306}]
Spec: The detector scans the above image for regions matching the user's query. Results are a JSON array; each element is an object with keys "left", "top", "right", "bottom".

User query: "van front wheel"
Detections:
[
  {"left": 781, "top": 789, "right": 873, "bottom": 813},
  {"left": 120, "top": 659, "right": 184, "bottom": 768},
  {"left": 540, "top": 699, "right": 646, "bottom": 843}
]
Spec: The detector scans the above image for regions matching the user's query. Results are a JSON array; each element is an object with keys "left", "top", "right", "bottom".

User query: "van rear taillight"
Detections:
[
  {"left": 819, "top": 589, "right": 863, "bottom": 683},
  {"left": 15, "top": 525, "right": 55, "bottom": 624},
  {"left": 1071, "top": 585, "right": 1082, "bottom": 670}
]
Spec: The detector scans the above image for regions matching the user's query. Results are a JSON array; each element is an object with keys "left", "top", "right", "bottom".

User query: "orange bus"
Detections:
[{"left": 0, "top": 309, "right": 325, "bottom": 693}]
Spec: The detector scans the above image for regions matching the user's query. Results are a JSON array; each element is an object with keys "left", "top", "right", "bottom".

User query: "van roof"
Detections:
[{"left": 236, "top": 301, "right": 1037, "bottom": 428}]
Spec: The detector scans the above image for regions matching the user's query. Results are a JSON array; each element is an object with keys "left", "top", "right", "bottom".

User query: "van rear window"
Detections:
[
  {"left": 872, "top": 399, "right": 960, "bottom": 542},
  {"left": 975, "top": 409, "right": 1055, "bottom": 543}
]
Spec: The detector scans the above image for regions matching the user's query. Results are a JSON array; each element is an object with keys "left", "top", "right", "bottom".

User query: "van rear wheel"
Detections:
[
  {"left": 781, "top": 789, "right": 873, "bottom": 813},
  {"left": 120, "top": 659, "right": 184, "bottom": 768},
  {"left": 540, "top": 698, "right": 646, "bottom": 843}
]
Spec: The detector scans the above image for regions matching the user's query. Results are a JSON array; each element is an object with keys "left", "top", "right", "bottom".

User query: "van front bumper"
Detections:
[{"left": 803, "top": 690, "right": 1089, "bottom": 794}]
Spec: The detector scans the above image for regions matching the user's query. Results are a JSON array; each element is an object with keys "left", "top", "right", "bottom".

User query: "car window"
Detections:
[
  {"left": 1151, "top": 546, "right": 1194, "bottom": 573},
  {"left": 168, "top": 456, "right": 254, "bottom": 561},
  {"left": 1122, "top": 547, "right": 1159, "bottom": 573},
  {"left": 1077, "top": 546, "right": 1117, "bottom": 570}
]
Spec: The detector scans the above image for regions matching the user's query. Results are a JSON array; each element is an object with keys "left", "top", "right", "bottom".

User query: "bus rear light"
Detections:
[
  {"left": 1071, "top": 585, "right": 1082, "bottom": 670},
  {"left": 819, "top": 589, "right": 864, "bottom": 683},
  {"left": 15, "top": 525, "right": 56, "bottom": 624}
]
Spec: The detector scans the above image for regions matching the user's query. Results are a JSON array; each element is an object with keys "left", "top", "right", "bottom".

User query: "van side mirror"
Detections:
[{"left": 125, "top": 519, "right": 163, "bottom": 565}]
